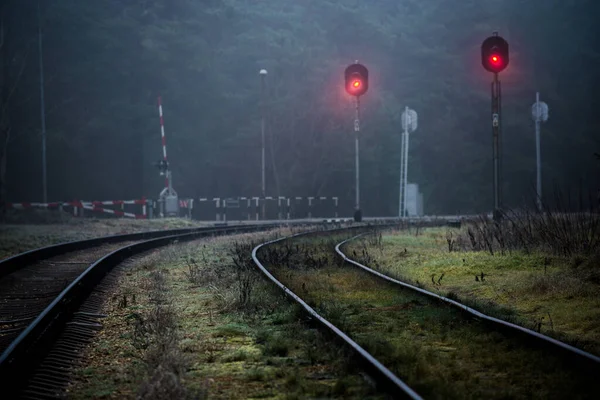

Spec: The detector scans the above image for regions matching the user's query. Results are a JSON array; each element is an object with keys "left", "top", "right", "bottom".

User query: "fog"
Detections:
[{"left": 1, "top": 0, "right": 599, "bottom": 216}]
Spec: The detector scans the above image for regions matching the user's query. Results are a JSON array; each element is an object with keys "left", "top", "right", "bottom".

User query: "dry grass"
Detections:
[
  {"left": 346, "top": 227, "right": 600, "bottom": 355},
  {"left": 265, "top": 235, "right": 598, "bottom": 400},
  {"left": 67, "top": 228, "right": 385, "bottom": 399}
]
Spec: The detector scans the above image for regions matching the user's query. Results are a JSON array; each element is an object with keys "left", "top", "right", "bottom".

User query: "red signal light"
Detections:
[
  {"left": 344, "top": 63, "right": 368, "bottom": 96},
  {"left": 481, "top": 35, "right": 509, "bottom": 73}
]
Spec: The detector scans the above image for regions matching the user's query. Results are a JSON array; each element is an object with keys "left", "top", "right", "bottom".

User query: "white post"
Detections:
[
  {"left": 399, "top": 130, "right": 406, "bottom": 217},
  {"left": 404, "top": 132, "right": 410, "bottom": 217},
  {"left": 535, "top": 92, "right": 542, "bottom": 211},
  {"left": 403, "top": 107, "right": 410, "bottom": 217}
]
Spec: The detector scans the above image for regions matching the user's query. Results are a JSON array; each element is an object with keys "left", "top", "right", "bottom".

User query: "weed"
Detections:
[
  {"left": 244, "top": 367, "right": 269, "bottom": 382},
  {"left": 264, "top": 335, "right": 291, "bottom": 357},
  {"left": 183, "top": 257, "right": 202, "bottom": 284},
  {"left": 446, "top": 229, "right": 456, "bottom": 252},
  {"left": 230, "top": 241, "right": 259, "bottom": 308},
  {"left": 221, "top": 349, "right": 252, "bottom": 363},
  {"left": 213, "top": 323, "right": 247, "bottom": 338}
]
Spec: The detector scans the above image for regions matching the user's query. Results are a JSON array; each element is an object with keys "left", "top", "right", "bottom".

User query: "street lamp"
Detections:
[{"left": 259, "top": 69, "right": 267, "bottom": 219}]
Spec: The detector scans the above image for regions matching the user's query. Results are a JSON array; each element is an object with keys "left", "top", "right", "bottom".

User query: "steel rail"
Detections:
[
  {"left": 335, "top": 231, "right": 600, "bottom": 369},
  {"left": 251, "top": 227, "right": 423, "bottom": 400},
  {"left": 0, "top": 223, "right": 280, "bottom": 390}
]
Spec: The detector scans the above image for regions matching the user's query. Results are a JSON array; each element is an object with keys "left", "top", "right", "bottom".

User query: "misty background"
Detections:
[{"left": 1, "top": 0, "right": 599, "bottom": 216}]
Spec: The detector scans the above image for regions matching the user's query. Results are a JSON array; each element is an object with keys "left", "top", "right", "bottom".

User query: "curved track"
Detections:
[
  {"left": 335, "top": 231, "right": 600, "bottom": 368},
  {"left": 0, "top": 223, "right": 284, "bottom": 395},
  {"left": 254, "top": 226, "right": 600, "bottom": 399},
  {"left": 252, "top": 226, "right": 422, "bottom": 400}
]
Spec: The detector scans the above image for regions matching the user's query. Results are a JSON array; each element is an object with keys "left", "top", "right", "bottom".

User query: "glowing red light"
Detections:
[
  {"left": 490, "top": 55, "right": 500, "bottom": 64},
  {"left": 352, "top": 80, "right": 361, "bottom": 88}
]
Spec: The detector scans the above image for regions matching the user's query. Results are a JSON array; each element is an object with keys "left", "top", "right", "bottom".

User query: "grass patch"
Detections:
[
  {"left": 346, "top": 227, "right": 600, "bottom": 355},
  {"left": 68, "top": 228, "right": 385, "bottom": 399},
  {"left": 266, "top": 234, "right": 599, "bottom": 400}
]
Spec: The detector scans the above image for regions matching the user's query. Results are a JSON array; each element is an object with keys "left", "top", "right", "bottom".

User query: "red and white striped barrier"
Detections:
[
  {"left": 6, "top": 198, "right": 148, "bottom": 219},
  {"left": 80, "top": 205, "right": 146, "bottom": 219},
  {"left": 157, "top": 96, "right": 169, "bottom": 190},
  {"left": 64, "top": 199, "right": 146, "bottom": 207},
  {"left": 194, "top": 196, "right": 340, "bottom": 221}
]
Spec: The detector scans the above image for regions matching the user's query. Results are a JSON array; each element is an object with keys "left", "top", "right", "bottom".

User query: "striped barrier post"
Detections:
[
  {"left": 333, "top": 197, "right": 339, "bottom": 218},
  {"left": 277, "top": 197, "right": 285, "bottom": 220},
  {"left": 214, "top": 198, "right": 221, "bottom": 221},
  {"left": 157, "top": 96, "right": 169, "bottom": 190},
  {"left": 245, "top": 197, "right": 251, "bottom": 220}
]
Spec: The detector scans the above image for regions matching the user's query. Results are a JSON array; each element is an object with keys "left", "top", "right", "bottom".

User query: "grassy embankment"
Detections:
[
  {"left": 0, "top": 217, "right": 206, "bottom": 260},
  {"left": 345, "top": 220, "right": 600, "bottom": 356},
  {"left": 67, "top": 229, "right": 385, "bottom": 400},
  {"left": 263, "top": 233, "right": 598, "bottom": 400}
]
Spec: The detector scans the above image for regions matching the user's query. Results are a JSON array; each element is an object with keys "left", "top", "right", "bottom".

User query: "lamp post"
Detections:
[{"left": 259, "top": 69, "right": 267, "bottom": 219}]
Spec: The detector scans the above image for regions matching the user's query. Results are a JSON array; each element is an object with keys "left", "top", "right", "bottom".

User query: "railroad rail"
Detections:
[
  {"left": 0, "top": 222, "right": 294, "bottom": 395},
  {"left": 335, "top": 231, "right": 600, "bottom": 369},
  {"left": 252, "top": 226, "right": 423, "bottom": 400}
]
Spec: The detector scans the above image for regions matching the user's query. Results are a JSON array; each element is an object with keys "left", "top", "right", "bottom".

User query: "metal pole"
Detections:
[
  {"left": 404, "top": 131, "right": 410, "bottom": 217},
  {"left": 398, "top": 130, "right": 405, "bottom": 217},
  {"left": 38, "top": 3, "right": 47, "bottom": 203},
  {"left": 403, "top": 107, "right": 409, "bottom": 217},
  {"left": 491, "top": 73, "right": 501, "bottom": 220},
  {"left": 260, "top": 70, "right": 267, "bottom": 219},
  {"left": 354, "top": 96, "right": 360, "bottom": 212},
  {"left": 535, "top": 92, "right": 542, "bottom": 211}
]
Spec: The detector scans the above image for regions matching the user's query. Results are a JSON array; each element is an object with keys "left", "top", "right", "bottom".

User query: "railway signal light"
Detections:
[
  {"left": 345, "top": 63, "right": 369, "bottom": 97},
  {"left": 481, "top": 34, "right": 509, "bottom": 73},
  {"left": 155, "top": 159, "right": 169, "bottom": 175}
]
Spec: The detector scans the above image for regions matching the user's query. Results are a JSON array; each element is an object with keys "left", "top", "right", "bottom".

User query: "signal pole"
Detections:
[
  {"left": 492, "top": 72, "right": 501, "bottom": 219},
  {"left": 354, "top": 96, "right": 360, "bottom": 214},
  {"left": 399, "top": 107, "right": 417, "bottom": 217},
  {"left": 531, "top": 92, "right": 549, "bottom": 211},
  {"left": 481, "top": 32, "right": 509, "bottom": 221},
  {"left": 344, "top": 61, "right": 369, "bottom": 222},
  {"left": 398, "top": 123, "right": 406, "bottom": 217}
]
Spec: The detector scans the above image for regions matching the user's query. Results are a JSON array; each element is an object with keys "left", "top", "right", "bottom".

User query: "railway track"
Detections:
[
  {"left": 336, "top": 231, "right": 600, "bottom": 369},
  {"left": 254, "top": 227, "right": 599, "bottom": 399},
  {"left": 0, "top": 223, "right": 291, "bottom": 397},
  {"left": 0, "top": 242, "right": 139, "bottom": 355},
  {"left": 253, "top": 226, "right": 421, "bottom": 399}
]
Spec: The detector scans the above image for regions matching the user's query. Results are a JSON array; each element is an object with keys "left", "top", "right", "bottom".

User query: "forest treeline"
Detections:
[{"left": 1, "top": 0, "right": 598, "bottom": 215}]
